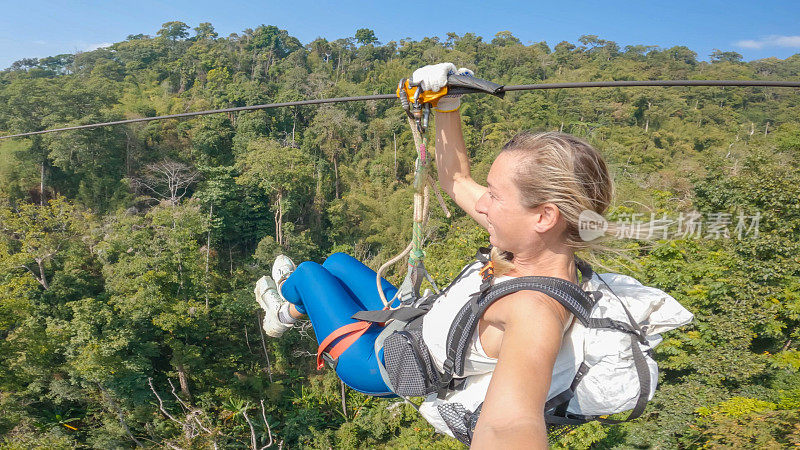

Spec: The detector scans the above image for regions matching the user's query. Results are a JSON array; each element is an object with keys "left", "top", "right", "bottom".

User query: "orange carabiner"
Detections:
[{"left": 396, "top": 79, "right": 449, "bottom": 107}]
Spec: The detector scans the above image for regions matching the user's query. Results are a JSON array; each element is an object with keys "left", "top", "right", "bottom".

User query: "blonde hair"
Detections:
[{"left": 490, "top": 131, "right": 614, "bottom": 275}]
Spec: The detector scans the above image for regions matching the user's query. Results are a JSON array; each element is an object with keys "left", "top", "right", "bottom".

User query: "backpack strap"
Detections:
[
  {"left": 596, "top": 334, "right": 651, "bottom": 424},
  {"left": 542, "top": 334, "right": 652, "bottom": 425},
  {"left": 547, "top": 274, "right": 653, "bottom": 425},
  {"left": 351, "top": 307, "right": 427, "bottom": 323},
  {"left": 464, "top": 361, "right": 593, "bottom": 440},
  {"left": 575, "top": 255, "right": 592, "bottom": 276},
  {"left": 437, "top": 273, "right": 597, "bottom": 398},
  {"left": 549, "top": 362, "right": 591, "bottom": 416},
  {"left": 592, "top": 273, "right": 651, "bottom": 423}
]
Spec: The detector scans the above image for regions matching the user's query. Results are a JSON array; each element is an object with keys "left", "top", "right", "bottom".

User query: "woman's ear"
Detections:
[{"left": 532, "top": 202, "right": 562, "bottom": 233}]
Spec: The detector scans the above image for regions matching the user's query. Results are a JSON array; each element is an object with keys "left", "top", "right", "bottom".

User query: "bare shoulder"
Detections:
[{"left": 482, "top": 289, "right": 570, "bottom": 331}]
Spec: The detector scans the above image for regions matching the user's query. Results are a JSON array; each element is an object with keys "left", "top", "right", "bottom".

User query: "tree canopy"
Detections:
[{"left": 0, "top": 22, "right": 799, "bottom": 448}]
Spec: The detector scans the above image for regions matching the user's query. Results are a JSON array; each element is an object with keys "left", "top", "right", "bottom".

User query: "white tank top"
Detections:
[{"left": 421, "top": 261, "right": 574, "bottom": 377}]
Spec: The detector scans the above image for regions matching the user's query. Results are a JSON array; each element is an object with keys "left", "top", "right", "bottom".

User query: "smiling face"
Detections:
[
  {"left": 475, "top": 152, "right": 538, "bottom": 252},
  {"left": 477, "top": 131, "right": 613, "bottom": 259},
  {"left": 475, "top": 151, "right": 564, "bottom": 254}
]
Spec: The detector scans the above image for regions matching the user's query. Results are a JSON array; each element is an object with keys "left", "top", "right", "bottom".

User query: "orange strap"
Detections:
[
  {"left": 316, "top": 321, "right": 372, "bottom": 370},
  {"left": 480, "top": 260, "right": 495, "bottom": 281}
]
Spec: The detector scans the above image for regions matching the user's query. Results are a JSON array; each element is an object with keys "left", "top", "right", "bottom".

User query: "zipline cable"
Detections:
[
  {"left": 0, "top": 94, "right": 395, "bottom": 140},
  {"left": 502, "top": 79, "right": 800, "bottom": 92},
  {"left": 1, "top": 79, "right": 799, "bottom": 140}
]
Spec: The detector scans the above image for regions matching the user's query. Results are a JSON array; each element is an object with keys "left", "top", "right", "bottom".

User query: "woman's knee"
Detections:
[
  {"left": 294, "top": 260, "right": 325, "bottom": 277},
  {"left": 282, "top": 261, "right": 328, "bottom": 311},
  {"left": 323, "top": 252, "right": 359, "bottom": 270}
]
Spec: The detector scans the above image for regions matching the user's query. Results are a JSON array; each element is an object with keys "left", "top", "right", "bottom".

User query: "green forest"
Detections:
[{"left": 1, "top": 21, "right": 799, "bottom": 448}]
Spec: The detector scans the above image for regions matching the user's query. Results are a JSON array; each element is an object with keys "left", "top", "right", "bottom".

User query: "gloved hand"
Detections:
[{"left": 411, "top": 63, "right": 474, "bottom": 113}]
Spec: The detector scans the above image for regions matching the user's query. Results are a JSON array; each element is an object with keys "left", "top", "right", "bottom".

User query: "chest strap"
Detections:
[{"left": 438, "top": 270, "right": 597, "bottom": 398}]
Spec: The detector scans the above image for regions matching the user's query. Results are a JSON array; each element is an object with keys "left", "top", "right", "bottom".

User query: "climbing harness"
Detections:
[{"left": 361, "top": 247, "right": 596, "bottom": 398}]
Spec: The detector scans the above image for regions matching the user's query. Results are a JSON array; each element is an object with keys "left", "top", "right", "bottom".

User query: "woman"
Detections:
[{"left": 255, "top": 64, "right": 613, "bottom": 448}]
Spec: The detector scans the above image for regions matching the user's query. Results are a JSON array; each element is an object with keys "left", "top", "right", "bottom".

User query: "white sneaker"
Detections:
[
  {"left": 254, "top": 275, "right": 292, "bottom": 338},
  {"left": 272, "top": 255, "right": 296, "bottom": 296}
]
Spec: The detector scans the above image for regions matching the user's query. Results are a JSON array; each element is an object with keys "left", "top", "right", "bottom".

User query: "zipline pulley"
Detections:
[{"left": 397, "top": 78, "right": 437, "bottom": 133}]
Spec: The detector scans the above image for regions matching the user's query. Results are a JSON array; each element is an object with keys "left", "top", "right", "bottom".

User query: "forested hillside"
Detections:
[{"left": 1, "top": 21, "right": 799, "bottom": 448}]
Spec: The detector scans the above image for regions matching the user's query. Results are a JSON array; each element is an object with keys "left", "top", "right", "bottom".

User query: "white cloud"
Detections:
[
  {"left": 735, "top": 35, "right": 800, "bottom": 50},
  {"left": 83, "top": 42, "right": 112, "bottom": 52}
]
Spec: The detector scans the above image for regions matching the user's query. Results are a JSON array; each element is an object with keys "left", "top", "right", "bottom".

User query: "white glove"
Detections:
[{"left": 411, "top": 63, "right": 474, "bottom": 112}]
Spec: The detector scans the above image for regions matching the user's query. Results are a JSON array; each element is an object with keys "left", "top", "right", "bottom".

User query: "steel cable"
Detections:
[{"left": 2, "top": 80, "right": 799, "bottom": 140}]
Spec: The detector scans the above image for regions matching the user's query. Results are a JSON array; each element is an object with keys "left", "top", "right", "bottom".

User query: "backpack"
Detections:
[{"left": 325, "top": 247, "right": 694, "bottom": 445}]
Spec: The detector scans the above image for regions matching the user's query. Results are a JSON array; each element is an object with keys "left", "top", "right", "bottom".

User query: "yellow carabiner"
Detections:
[{"left": 396, "top": 79, "right": 449, "bottom": 107}]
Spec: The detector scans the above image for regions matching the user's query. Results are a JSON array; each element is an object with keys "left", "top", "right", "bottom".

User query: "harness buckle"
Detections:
[
  {"left": 442, "top": 358, "right": 455, "bottom": 375},
  {"left": 479, "top": 260, "right": 495, "bottom": 282}
]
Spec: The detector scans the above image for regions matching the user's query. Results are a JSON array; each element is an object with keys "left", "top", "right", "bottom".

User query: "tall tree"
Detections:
[
  {"left": 305, "top": 106, "right": 363, "bottom": 199},
  {"left": 236, "top": 139, "right": 313, "bottom": 247},
  {"left": 355, "top": 28, "right": 378, "bottom": 46},
  {"left": 157, "top": 21, "right": 190, "bottom": 41},
  {"left": 193, "top": 22, "right": 218, "bottom": 41}
]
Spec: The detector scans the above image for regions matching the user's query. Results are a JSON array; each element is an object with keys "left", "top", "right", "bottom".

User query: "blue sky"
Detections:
[{"left": 1, "top": 0, "right": 798, "bottom": 69}]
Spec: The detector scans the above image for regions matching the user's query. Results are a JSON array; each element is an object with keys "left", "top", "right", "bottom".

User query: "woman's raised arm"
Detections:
[{"left": 434, "top": 110, "right": 489, "bottom": 229}]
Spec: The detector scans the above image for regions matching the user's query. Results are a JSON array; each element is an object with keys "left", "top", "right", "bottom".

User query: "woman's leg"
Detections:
[
  {"left": 322, "top": 252, "right": 400, "bottom": 310},
  {"left": 281, "top": 261, "right": 395, "bottom": 396}
]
